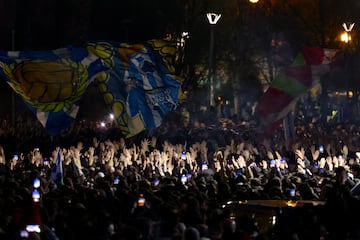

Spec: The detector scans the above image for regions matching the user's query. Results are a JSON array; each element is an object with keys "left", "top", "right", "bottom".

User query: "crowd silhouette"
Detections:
[{"left": 1, "top": 92, "right": 360, "bottom": 240}]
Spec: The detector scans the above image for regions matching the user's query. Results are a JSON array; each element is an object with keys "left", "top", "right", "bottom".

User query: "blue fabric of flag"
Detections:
[
  {"left": 126, "top": 44, "right": 180, "bottom": 128},
  {"left": 0, "top": 45, "right": 112, "bottom": 135},
  {"left": 91, "top": 39, "right": 183, "bottom": 137},
  {"left": 50, "top": 150, "right": 64, "bottom": 188}
]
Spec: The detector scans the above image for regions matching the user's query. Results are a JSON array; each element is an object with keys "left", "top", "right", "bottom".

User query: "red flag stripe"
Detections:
[{"left": 258, "top": 88, "right": 293, "bottom": 116}]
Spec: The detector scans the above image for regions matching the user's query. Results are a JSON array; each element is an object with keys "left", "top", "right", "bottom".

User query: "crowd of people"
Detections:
[{"left": 1, "top": 92, "right": 360, "bottom": 240}]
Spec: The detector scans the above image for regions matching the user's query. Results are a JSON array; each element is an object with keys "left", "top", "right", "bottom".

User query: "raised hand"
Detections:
[
  {"left": 295, "top": 147, "right": 305, "bottom": 161},
  {"left": 121, "top": 148, "right": 132, "bottom": 166},
  {"left": 151, "top": 136, "right": 157, "bottom": 149},
  {"left": 261, "top": 159, "right": 268, "bottom": 170},
  {"left": 338, "top": 155, "right": 346, "bottom": 167},
  {"left": 223, "top": 145, "right": 231, "bottom": 161},
  {"left": 236, "top": 142, "right": 245, "bottom": 154},
  {"left": 341, "top": 145, "right": 349, "bottom": 157},
  {"left": 188, "top": 147, "right": 197, "bottom": 166},
  {"left": 236, "top": 155, "right": 247, "bottom": 169},
  {"left": 275, "top": 151, "right": 282, "bottom": 160},
  {"left": 319, "top": 157, "right": 326, "bottom": 169},
  {"left": 326, "top": 156, "right": 334, "bottom": 171},
  {"left": 141, "top": 138, "right": 151, "bottom": 154},
  {"left": 0, "top": 145, "right": 5, "bottom": 165},
  {"left": 333, "top": 156, "right": 339, "bottom": 169},
  {"left": 297, "top": 156, "right": 306, "bottom": 175},
  {"left": 326, "top": 143, "right": 332, "bottom": 156},
  {"left": 312, "top": 149, "right": 320, "bottom": 161},
  {"left": 279, "top": 158, "right": 288, "bottom": 170},
  {"left": 267, "top": 151, "right": 274, "bottom": 161}
]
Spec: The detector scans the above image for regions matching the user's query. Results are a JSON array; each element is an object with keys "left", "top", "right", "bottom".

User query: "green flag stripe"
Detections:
[
  {"left": 271, "top": 72, "right": 308, "bottom": 97},
  {"left": 292, "top": 53, "right": 306, "bottom": 67}
]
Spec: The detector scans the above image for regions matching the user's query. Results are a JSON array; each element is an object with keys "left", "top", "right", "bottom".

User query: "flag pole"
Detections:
[
  {"left": 11, "top": 29, "right": 15, "bottom": 127},
  {"left": 283, "top": 110, "right": 295, "bottom": 143}
]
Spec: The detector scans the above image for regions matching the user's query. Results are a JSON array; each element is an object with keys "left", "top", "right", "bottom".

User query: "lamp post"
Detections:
[
  {"left": 341, "top": 22, "right": 355, "bottom": 98},
  {"left": 206, "top": 13, "right": 221, "bottom": 108},
  {"left": 340, "top": 22, "right": 355, "bottom": 122}
]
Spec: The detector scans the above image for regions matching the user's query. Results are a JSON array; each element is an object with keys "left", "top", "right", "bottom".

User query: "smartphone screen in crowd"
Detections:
[
  {"left": 153, "top": 178, "right": 160, "bottom": 186},
  {"left": 202, "top": 162, "right": 208, "bottom": 170},
  {"left": 113, "top": 176, "right": 119, "bottom": 185},
  {"left": 270, "top": 160, "right": 276, "bottom": 168},
  {"left": 32, "top": 190, "right": 40, "bottom": 203},
  {"left": 26, "top": 224, "right": 41, "bottom": 233},
  {"left": 20, "top": 230, "right": 29, "bottom": 238},
  {"left": 138, "top": 194, "right": 145, "bottom": 207},
  {"left": 290, "top": 188, "right": 296, "bottom": 197},
  {"left": 180, "top": 174, "right": 187, "bottom": 184},
  {"left": 33, "top": 177, "right": 41, "bottom": 188}
]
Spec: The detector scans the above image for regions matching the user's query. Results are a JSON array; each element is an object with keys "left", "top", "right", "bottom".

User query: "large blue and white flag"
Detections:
[
  {"left": 0, "top": 44, "right": 112, "bottom": 135},
  {"left": 0, "top": 39, "right": 183, "bottom": 137}
]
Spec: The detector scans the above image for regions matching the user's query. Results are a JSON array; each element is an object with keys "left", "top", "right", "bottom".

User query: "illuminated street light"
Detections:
[
  {"left": 341, "top": 22, "right": 355, "bottom": 44},
  {"left": 207, "top": 13, "right": 221, "bottom": 25},
  {"left": 206, "top": 13, "right": 221, "bottom": 108},
  {"left": 341, "top": 32, "right": 351, "bottom": 43}
]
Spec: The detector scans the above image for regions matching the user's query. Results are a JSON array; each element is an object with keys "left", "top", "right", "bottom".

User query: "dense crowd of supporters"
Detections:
[{"left": 1, "top": 93, "right": 360, "bottom": 239}]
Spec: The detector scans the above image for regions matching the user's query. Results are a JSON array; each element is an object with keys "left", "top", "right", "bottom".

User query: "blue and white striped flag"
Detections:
[{"left": 90, "top": 39, "right": 183, "bottom": 137}]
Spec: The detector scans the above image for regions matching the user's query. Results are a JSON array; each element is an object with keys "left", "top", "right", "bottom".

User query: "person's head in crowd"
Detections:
[
  {"left": 249, "top": 178, "right": 264, "bottom": 198},
  {"left": 184, "top": 227, "right": 201, "bottom": 240},
  {"left": 298, "top": 182, "right": 319, "bottom": 200},
  {"left": 350, "top": 163, "right": 360, "bottom": 180},
  {"left": 335, "top": 166, "right": 349, "bottom": 186}
]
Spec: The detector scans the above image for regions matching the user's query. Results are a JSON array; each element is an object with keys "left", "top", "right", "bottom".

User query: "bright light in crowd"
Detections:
[
  {"left": 109, "top": 113, "right": 114, "bottom": 120},
  {"left": 32, "top": 189, "right": 40, "bottom": 202},
  {"left": 33, "top": 177, "right": 40, "bottom": 188},
  {"left": 101, "top": 122, "right": 105, "bottom": 127},
  {"left": 271, "top": 215, "right": 277, "bottom": 226},
  {"left": 26, "top": 224, "right": 41, "bottom": 233},
  {"left": 249, "top": 0, "right": 259, "bottom": 3}
]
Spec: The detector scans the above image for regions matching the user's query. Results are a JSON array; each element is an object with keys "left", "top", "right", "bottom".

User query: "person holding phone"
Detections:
[{"left": 9, "top": 153, "right": 20, "bottom": 170}]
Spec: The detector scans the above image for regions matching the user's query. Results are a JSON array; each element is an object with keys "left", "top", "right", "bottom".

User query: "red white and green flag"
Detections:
[{"left": 257, "top": 47, "right": 341, "bottom": 138}]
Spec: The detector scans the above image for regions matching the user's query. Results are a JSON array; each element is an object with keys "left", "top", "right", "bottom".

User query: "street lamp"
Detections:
[
  {"left": 341, "top": 22, "right": 354, "bottom": 44},
  {"left": 341, "top": 22, "right": 355, "bottom": 98},
  {"left": 206, "top": 13, "right": 221, "bottom": 108}
]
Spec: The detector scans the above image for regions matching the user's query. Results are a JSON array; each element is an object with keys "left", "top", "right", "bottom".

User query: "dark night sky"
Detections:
[
  {"left": 0, "top": 0, "right": 175, "bottom": 118},
  {"left": 0, "top": 0, "right": 174, "bottom": 50}
]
